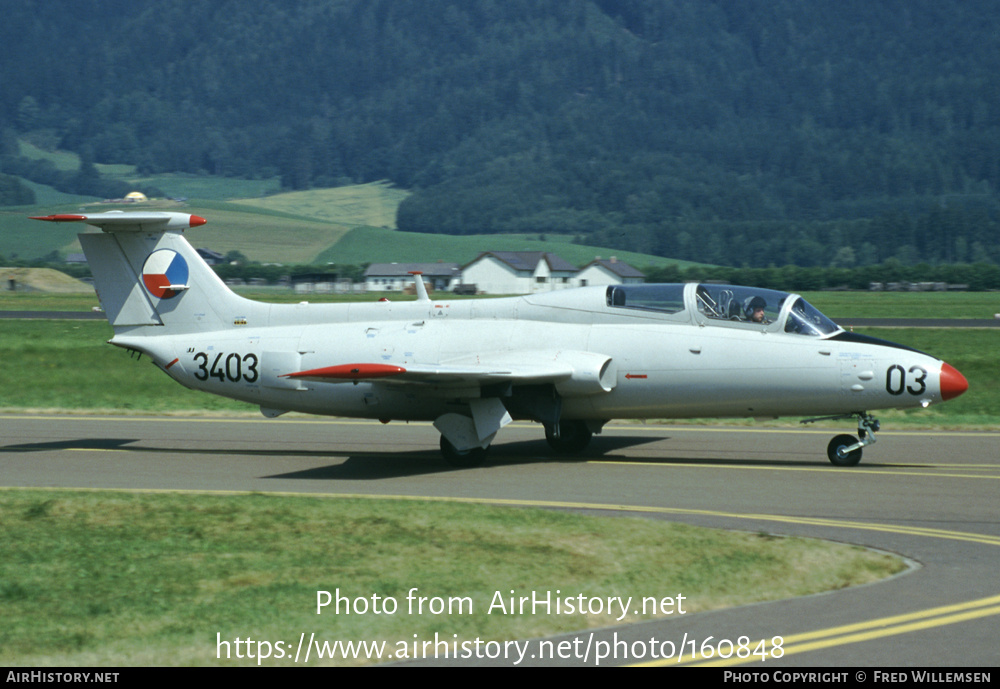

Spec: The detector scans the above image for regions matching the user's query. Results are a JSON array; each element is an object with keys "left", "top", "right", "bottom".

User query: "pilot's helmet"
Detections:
[{"left": 746, "top": 295, "right": 767, "bottom": 318}]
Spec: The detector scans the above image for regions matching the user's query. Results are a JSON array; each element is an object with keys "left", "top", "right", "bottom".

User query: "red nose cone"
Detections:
[
  {"left": 940, "top": 363, "right": 969, "bottom": 401},
  {"left": 189, "top": 215, "right": 208, "bottom": 227}
]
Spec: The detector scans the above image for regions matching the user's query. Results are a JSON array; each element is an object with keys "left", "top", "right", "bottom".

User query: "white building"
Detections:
[
  {"left": 363, "top": 262, "right": 461, "bottom": 292},
  {"left": 459, "top": 251, "right": 579, "bottom": 295},
  {"left": 575, "top": 257, "right": 645, "bottom": 287}
]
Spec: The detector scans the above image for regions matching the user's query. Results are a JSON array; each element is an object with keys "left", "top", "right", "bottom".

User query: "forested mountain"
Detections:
[{"left": 3, "top": 0, "right": 999, "bottom": 267}]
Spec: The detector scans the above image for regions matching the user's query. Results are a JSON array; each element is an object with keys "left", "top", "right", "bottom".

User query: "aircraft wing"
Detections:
[{"left": 282, "top": 350, "right": 617, "bottom": 396}]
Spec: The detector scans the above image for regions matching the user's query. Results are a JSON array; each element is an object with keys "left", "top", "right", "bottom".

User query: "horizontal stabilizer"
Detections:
[{"left": 31, "top": 211, "right": 206, "bottom": 233}]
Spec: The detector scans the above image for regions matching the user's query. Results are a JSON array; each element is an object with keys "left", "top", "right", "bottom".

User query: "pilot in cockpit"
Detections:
[{"left": 747, "top": 295, "right": 768, "bottom": 324}]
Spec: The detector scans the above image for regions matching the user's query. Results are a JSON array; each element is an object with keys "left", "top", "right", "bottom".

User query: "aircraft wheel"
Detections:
[
  {"left": 827, "top": 434, "right": 862, "bottom": 467},
  {"left": 440, "top": 436, "right": 488, "bottom": 468},
  {"left": 545, "top": 420, "right": 592, "bottom": 455}
]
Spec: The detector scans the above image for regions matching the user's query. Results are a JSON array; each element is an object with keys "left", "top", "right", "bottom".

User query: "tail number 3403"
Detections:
[{"left": 193, "top": 352, "right": 259, "bottom": 383}]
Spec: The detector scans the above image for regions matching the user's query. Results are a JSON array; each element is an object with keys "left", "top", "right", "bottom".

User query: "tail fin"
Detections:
[{"left": 32, "top": 211, "right": 252, "bottom": 333}]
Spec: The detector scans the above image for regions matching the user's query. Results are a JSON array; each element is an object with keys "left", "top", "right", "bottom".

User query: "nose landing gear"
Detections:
[{"left": 803, "top": 412, "right": 880, "bottom": 467}]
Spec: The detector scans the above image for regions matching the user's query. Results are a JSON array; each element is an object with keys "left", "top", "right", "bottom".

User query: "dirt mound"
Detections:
[{"left": 1, "top": 267, "right": 93, "bottom": 293}]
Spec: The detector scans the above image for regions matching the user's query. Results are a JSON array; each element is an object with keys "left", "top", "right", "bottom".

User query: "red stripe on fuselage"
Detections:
[{"left": 283, "top": 363, "right": 407, "bottom": 380}]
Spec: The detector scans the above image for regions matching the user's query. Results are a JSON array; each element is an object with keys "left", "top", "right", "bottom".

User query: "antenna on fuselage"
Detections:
[{"left": 409, "top": 271, "right": 430, "bottom": 301}]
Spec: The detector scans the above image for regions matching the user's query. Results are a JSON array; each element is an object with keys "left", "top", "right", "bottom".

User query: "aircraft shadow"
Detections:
[
  {"left": 262, "top": 434, "right": 844, "bottom": 480},
  {"left": 0, "top": 438, "right": 142, "bottom": 452},
  {"left": 2, "top": 434, "right": 665, "bottom": 480},
  {"left": 3, "top": 435, "right": 860, "bottom": 481},
  {"left": 261, "top": 435, "right": 682, "bottom": 480}
]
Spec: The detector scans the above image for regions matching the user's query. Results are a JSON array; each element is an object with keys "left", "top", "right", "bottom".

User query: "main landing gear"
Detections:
[
  {"left": 439, "top": 435, "right": 489, "bottom": 468},
  {"left": 544, "top": 419, "right": 593, "bottom": 455},
  {"left": 437, "top": 418, "right": 597, "bottom": 468},
  {"left": 803, "top": 412, "right": 880, "bottom": 467}
]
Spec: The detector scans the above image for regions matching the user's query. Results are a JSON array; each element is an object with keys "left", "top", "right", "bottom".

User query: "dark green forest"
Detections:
[{"left": 3, "top": 0, "right": 999, "bottom": 268}]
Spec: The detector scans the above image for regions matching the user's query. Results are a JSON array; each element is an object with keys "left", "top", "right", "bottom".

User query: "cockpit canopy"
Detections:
[{"left": 606, "top": 283, "right": 842, "bottom": 337}]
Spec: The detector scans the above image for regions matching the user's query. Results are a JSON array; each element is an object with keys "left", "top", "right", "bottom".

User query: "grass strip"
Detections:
[{"left": 0, "top": 489, "right": 905, "bottom": 666}]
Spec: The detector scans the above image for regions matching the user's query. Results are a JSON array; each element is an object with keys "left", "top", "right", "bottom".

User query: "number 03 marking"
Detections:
[{"left": 886, "top": 364, "right": 928, "bottom": 395}]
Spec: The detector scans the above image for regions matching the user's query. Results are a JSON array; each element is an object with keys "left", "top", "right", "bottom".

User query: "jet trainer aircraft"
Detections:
[{"left": 33, "top": 211, "right": 968, "bottom": 467}]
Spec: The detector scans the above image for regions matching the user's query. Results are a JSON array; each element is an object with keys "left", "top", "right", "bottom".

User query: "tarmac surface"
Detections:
[{"left": 2, "top": 414, "right": 998, "bottom": 667}]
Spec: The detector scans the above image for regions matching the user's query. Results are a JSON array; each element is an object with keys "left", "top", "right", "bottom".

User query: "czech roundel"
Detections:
[{"left": 142, "top": 250, "right": 189, "bottom": 299}]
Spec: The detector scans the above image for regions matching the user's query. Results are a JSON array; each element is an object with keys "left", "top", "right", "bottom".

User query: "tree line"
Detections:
[{"left": 2, "top": 0, "right": 999, "bottom": 268}]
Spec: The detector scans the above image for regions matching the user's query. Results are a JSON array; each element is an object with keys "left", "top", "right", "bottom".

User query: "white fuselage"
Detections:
[{"left": 113, "top": 284, "right": 950, "bottom": 423}]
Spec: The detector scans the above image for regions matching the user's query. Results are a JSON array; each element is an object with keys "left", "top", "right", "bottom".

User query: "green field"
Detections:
[
  {"left": 0, "top": 321, "right": 247, "bottom": 413},
  {"left": 0, "top": 292, "right": 101, "bottom": 311},
  {"left": 803, "top": 291, "right": 1000, "bottom": 320},
  {"left": 0, "top": 489, "right": 902, "bottom": 666},
  {"left": 232, "top": 181, "right": 409, "bottom": 228},
  {"left": 181, "top": 204, "right": 351, "bottom": 264}
]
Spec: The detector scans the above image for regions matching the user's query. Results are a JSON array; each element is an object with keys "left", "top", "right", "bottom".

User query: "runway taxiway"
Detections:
[{"left": 2, "top": 414, "right": 998, "bottom": 666}]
